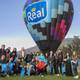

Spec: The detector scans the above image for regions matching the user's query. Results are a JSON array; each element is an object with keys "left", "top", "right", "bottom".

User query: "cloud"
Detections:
[{"left": 0, "top": 37, "right": 36, "bottom": 50}]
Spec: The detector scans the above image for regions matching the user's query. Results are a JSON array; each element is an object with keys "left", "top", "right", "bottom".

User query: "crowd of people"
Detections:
[{"left": 0, "top": 44, "right": 80, "bottom": 79}]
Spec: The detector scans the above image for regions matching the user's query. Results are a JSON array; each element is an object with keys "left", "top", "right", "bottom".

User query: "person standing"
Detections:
[
  {"left": 58, "top": 51, "right": 63, "bottom": 74},
  {"left": 48, "top": 51, "right": 54, "bottom": 74},
  {"left": 53, "top": 53, "right": 60, "bottom": 76},
  {"left": 65, "top": 53, "right": 72, "bottom": 76},
  {"left": 18, "top": 47, "right": 26, "bottom": 62},
  {"left": 10, "top": 48, "right": 17, "bottom": 62},
  {"left": 0, "top": 45, "right": 6, "bottom": 58},
  {"left": 71, "top": 51, "right": 79, "bottom": 79}
]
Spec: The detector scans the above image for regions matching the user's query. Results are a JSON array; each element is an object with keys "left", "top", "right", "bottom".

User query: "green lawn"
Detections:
[{"left": 0, "top": 75, "right": 80, "bottom": 80}]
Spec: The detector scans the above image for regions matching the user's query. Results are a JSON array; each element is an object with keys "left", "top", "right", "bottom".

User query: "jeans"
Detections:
[
  {"left": 20, "top": 67, "right": 25, "bottom": 77},
  {"left": 1, "top": 64, "right": 8, "bottom": 74},
  {"left": 71, "top": 61, "right": 78, "bottom": 76},
  {"left": 49, "top": 64, "right": 53, "bottom": 74},
  {"left": 61, "top": 63, "right": 65, "bottom": 75},
  {"left": 27, "top": 67, "right": 31, "bottom": 76}
]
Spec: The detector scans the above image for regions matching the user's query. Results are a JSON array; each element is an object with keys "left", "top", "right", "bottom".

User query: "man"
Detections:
[{"left": 0, "top": 45, "right": 6, "bottom": 58}]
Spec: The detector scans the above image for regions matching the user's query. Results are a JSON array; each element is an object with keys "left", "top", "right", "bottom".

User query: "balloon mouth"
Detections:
[{"left": 23, "top": 0, "right": 74, "bottom": 53}]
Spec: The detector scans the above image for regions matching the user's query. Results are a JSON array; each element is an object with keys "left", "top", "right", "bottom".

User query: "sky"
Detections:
[{"left": 0, "top": 0, "right": 80, "bottom": 50}]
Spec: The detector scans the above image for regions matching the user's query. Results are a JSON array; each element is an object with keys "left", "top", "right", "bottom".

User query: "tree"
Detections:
[{"left": 60, "top": 36, "right": 80, "bottom": 56}]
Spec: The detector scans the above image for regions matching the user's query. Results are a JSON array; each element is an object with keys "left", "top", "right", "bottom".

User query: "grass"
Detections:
[{"left": 0, "top": 75, "right": 80, "bottom": 80}]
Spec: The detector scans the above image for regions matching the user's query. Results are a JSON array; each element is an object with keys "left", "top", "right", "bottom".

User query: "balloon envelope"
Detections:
[{"left": 23, "top": 0, "right": 74, "bottom": 53}]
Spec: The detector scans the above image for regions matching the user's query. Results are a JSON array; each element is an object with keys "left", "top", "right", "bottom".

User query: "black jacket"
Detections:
[{"left": 0, "top": 48, "right": 6, "bottom": 58}]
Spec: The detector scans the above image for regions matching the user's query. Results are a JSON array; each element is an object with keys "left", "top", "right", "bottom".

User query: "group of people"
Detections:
[{"left": 0, "top": 44, "right": 80, "bottom": 79}]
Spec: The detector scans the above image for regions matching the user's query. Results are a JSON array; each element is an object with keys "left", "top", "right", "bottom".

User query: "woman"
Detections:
[
  {"left": 71, "top": 51, "right": 79, "bottom": 79},
  {"left": 18, "top": 47, "right": 26, "bottom": 62},
  {"left": 64, "top": 53, "right": 72, "bottom": 76}
]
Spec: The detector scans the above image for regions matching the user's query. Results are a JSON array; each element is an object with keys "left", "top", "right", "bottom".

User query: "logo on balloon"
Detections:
[{"left": 26, "top": 1, "right": 47, "bottom": 24}]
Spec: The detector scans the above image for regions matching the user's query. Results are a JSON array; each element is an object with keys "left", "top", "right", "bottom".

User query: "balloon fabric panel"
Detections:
[{"left": 23, "top": 0, "right": 74, "bottom": 53}]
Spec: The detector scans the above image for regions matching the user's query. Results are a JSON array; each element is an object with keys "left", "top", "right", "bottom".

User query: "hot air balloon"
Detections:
[{"left": 23, "top": 0, "right": 74, "bottom": 54}]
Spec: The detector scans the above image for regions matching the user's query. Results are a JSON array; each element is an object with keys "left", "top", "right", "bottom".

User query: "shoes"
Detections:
[
  {"left": 73, "top": 75, "right": 79, "bottom": 79},
  {"left": 41, "top": 75, "right": 44, "bottom": 77},
  {"left": 7, "top": 74, "right": 9, "bottom": 77},
  {"left": 56, "top": 74, "right": 60, "bottom": 77}
]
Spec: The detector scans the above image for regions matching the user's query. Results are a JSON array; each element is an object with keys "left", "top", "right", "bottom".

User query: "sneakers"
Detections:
[
  {"left": 56, "top": 74, "right": 60, "bottom": 77},
  {"left": 74, "top": 75, "right": 79, "bottom": 79},
  {"left": 41, "top": 75, "right": 44, "bottom": 77},
  {"left": 6, "top": 74, "right": 9, "bottom": 77}
]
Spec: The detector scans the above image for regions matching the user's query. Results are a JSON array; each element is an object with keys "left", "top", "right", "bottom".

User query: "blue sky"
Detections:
[
  {"left": 0, "top": 0, "right": 80, "bottom": 49},
  {"left": 66, "top": 0, "right": 80, "bottom": 38}
]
